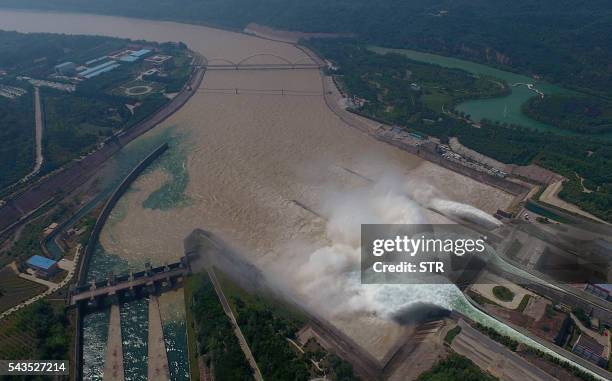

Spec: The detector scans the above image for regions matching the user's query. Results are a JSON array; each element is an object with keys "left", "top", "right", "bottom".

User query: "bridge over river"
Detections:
[{"left": 204, "top": 53, "right": 323, "bottom": 70}]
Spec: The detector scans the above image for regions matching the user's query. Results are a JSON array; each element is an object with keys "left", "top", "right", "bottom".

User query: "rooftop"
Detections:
[
  {"left": 594, "top": 284, "right": 612, "bottom": 293},
  {"left": 574, "top": 334, "right": 605, "bottom": 356},
  {"left": 27, "top": 255, "right": 57, "bottom": 270},
  {"left": 54, "top": 61, "right": 75, "bottom": 69},
  {"left": 130, "top": 49, "right": 152, "bottom": 57}
]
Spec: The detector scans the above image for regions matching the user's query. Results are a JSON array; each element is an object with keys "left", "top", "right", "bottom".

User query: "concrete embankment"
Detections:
[
  {"left": 73, "top": 143, "right": 169, "bottom": 381},
  {"left": 148, "top": 296, "right": 170, "bottom": 381},
  {"left": 76, "top": 143, "right": 169, "bottom": 286},
  {"left": 0, "top": 54, "right": 204, "bottom": 236},
  {"left": 297, "top": 44, "right": 529, "bottom": 199},
  {"left": 103, "top": 304, "right": 125, "bottom": 381}
]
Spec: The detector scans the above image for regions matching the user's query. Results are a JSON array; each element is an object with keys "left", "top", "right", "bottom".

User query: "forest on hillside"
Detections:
[{"left": 4, "top": 0, "right": 612, "bottom": 98}]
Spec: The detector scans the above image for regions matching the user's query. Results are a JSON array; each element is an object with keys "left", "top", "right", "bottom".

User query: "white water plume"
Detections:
[
  {"left": 273, "top": 173, "right": 470, "bottom": 318},
  {"left": 271, "top": 171, "right": 605, "bottom": 381}
]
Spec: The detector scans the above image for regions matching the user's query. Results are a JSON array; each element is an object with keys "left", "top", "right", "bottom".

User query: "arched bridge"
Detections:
[{"left": 205, "top": 53, "right": 323, "bottom": 70}]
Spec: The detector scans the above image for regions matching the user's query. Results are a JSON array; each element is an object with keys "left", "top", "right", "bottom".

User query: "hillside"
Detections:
[{"left": 3, "top": 0, "right": 612, "bottom": 97}]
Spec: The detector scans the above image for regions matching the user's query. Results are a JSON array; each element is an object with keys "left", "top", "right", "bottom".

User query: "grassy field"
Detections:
[{"left": 0, "top": 266, "right": 46, "bottom": 313}]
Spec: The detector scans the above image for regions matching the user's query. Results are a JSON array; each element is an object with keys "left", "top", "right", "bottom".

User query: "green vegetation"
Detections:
[
  {"left": 0, "top": 90, "right": 34, "bottom": 188},
  {"left": 572, "top": 307, "right": 591, "bottom": 328},
  {"left": 7, "top": 1, "right": 612, "bottom": 97},
  {"left": 516, "top": 295, "right": 531, "bottom": 313},
  {"left": 473, "top": 323, "right": 519, "bottom": 351},
  {"left": 217, "top": 272, "right": 359, "bottom": 380},
  {"left": 41, "top": 91, "right": 124, "bottom": 170},
  {"left": 183, "top": 276, "right": 201, "bottom": 381},
  {"left": 417, "top": 353, "right": 497, "bottom": 381},
  {"left": 188, "top": 273, "right": 253, "bottom": 380},
  {"left": 444, "top": 325, "right": 462, "bottom": 345},
  {"left": 218, "top": 273, "right": 311, "bottom": 380},
  {"left": 467, "top": 290, "right": 499, "bottom": 307},
  {"left": 524, "top": 95, "right": 612, "bottom": 134},
  {"left": 1, "top": 204, "right": 68, "bottom": 266},
  {"left": 492, "top": 286, "right": 515, "bottom": 302},
  {"left": 234, "top": 298, "right": 310, "bottom": 380},
  {"left": 326, "top": 354, "right": 360, "bottom": 381},
  {"left": 0, "top": 30, "right": 126, "bottom": 74},
  {"left": 308, "top": 40, "right": 612, "bottom": 222},
  {"left": 0, "top": 300, "right": 70, "bottom": 361},
  {"left": 0, "top": 266, "right": 46, "bottom": 312},
  {"left": 474, "top": 322, "right": 598, "bottom": 381},
  {"left": 521, "top": 346, "right": 599, "bottom": 381},
  {"left": 0, "top": 30, "right": 191, "bottom": 189},
  {"left": 311, "top": 41, "right": 506, "bottom": 127}
]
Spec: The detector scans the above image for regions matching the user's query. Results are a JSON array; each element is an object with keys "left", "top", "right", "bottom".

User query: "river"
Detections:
[{"left": 0, "top": 8, "right": 601, "bottom": 381}]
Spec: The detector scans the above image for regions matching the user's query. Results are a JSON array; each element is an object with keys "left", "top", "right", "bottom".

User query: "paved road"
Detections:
[
  {"left": 452, "top": 320, "right": 557, "bottom": 381},
  {"left": 32, "top": 87, "right": 44, "bottom": 176}
]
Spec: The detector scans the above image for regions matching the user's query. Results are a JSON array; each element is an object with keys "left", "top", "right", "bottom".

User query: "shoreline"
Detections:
[
  {"left": 0, "top": 50, "right": 205, "bottom": 237},
  {"left": 295, "top": 43, "right": 530, "bottom": 201}
]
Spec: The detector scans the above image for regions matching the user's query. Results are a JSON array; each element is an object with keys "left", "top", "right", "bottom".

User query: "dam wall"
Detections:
[
  {"left": 76, "top": 143, "right": 169, "bottom": 286},
  {"left": 73, "top": 143, "right": 168, "bottom": 381}
]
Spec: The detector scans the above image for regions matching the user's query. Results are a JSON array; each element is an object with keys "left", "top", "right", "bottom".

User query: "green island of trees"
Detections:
[{"left": 492, "top": 286, "right": 515, "bottom": 302}]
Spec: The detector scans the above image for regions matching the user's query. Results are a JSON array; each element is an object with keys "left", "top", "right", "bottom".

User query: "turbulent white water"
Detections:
[
  {"left": 273, "top": 176, "right": 605, "bottom": 380},
  {"left": 0, "top": 9, "right": 602, "bottom": 379}
]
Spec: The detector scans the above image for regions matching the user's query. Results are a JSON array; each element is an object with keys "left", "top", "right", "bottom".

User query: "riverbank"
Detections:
[
  {"left": 0, "top": 50, "right": 205, "bottom": 236},
  {"left": 0, "top": 9, "right": 543, "bottom": 374}
]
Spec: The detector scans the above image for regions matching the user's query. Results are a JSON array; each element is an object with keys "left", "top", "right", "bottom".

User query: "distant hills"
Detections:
[{"left": 2, "top": 0, "right": 612, "bottom": 97}]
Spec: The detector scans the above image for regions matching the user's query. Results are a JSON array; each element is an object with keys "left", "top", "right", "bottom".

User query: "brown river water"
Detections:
[{"left": 0, "top": 9, "right": 513, "bottom": 359}]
